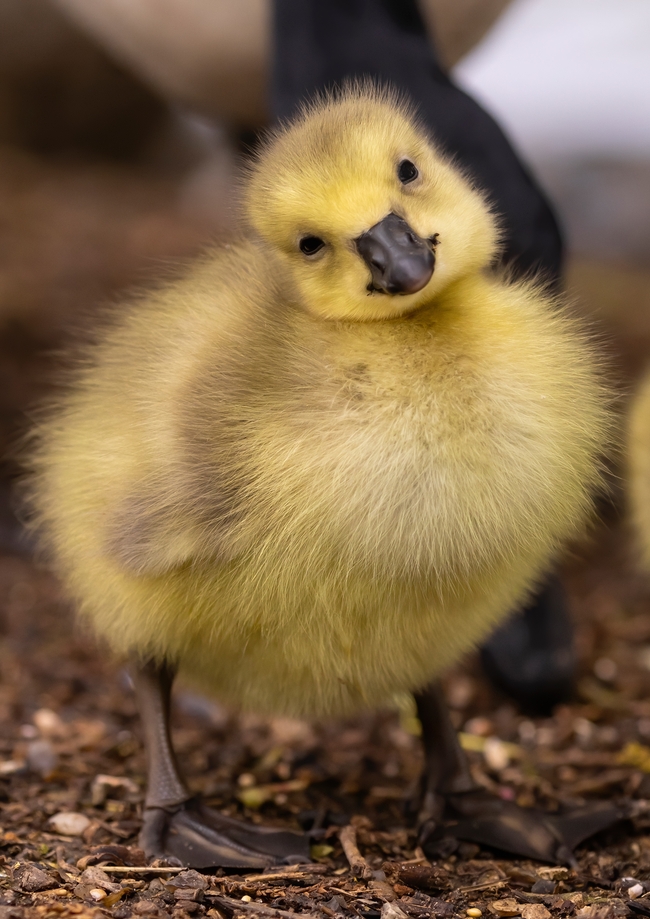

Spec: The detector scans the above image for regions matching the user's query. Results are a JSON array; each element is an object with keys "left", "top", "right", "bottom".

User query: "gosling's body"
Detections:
[
  {"left": 27, "top": 87, "right": 614, "bottom": 866},
  {"left": 32, "top": 248, "right": 605, "bottom": 718}
]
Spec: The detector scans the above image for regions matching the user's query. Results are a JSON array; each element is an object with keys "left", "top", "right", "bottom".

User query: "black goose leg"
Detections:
[
  {"left": 132, "top": 660, "right": 310, "bottom": 869},
  {"left": 414, "top": 680, "right": 623, "bottom": 865}
]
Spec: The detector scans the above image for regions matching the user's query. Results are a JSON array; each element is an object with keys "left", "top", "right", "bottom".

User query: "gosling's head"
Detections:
[{"left": 245, "top": 84, "right": 500, "bottom": 322}]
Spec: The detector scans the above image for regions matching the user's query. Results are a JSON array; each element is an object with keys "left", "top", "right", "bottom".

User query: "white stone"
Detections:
[{"left": 49, "top": 811, "right": 91, "bottom": 836}]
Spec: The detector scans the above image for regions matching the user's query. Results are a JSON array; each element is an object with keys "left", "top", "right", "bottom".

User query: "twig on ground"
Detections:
[
  {"left": 100, "top": 865, "right": 184, "bottom": 875},
  {"left": 237, "top": 866, "right": 329, "bottom": 883},
  {"left": 339, "top": 824, "right": 373, "bottom": 880},
  {"left": 456, "top": 879, "right": 508, "bottom": 894}
]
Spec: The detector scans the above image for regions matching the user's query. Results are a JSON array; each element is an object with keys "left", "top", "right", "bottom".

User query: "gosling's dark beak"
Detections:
[{"left": 355, "top": 213, "right": 434, "bottom": 295}]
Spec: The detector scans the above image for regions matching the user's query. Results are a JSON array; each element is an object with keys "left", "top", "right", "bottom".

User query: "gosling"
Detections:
[{"left": 28, "top": 85, "right": 612, "bottom": 867}]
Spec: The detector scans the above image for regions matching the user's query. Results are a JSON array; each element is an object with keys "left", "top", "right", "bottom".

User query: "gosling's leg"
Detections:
[
  {"left": 132, "top": 659, "right": 310, "bottom": 869},
  {"left": 414, "top": 681, "right": 622, "bottom": 865}
]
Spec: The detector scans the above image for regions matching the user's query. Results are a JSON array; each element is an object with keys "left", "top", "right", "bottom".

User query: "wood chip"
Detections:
[
  {"left": 100, "top": 866, "right": 184, "bottom": 875},
  {"left": 521, "top": 906, "right": 552, "bottom": 919},
  {"left": 488, "top": 898, "right": 522, "bottom": 917},
  {"left": 381, "top": 904, "right": 409, "bottom": 919}
]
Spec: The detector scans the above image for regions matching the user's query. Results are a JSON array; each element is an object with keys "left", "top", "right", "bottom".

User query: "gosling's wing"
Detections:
[
  {"left": 105, "top": 477, "right": 240, "bottom": 576},
  {"left": 106, "top": 486, "right": 198, "bottom": 576},
  {"left": 99, "top": 247, "right": 282, "bottom": 577}
]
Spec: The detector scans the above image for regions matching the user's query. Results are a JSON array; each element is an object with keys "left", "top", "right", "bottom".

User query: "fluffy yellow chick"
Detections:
[{"left": 27, "top": 85, "right": 611, "bottom": 867}]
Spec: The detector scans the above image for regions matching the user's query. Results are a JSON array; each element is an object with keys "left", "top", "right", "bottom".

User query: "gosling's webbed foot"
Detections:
[
  {"left": 140, "top": 798, "right": 311, "bottom": 869},
  {"left": 428, "top": 790, "right": 624, "bottom": 866}
]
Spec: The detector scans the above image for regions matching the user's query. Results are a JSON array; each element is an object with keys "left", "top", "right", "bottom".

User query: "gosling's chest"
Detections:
[{"left": 234, "top": 325, "right": 507, "bottom": 578}]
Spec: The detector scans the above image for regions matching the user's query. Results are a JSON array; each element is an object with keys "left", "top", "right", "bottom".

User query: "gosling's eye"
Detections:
[
  {"left": 398, "top": 159, "right": 418, "bottom": 184},
  {"left": 299, "top": 236, "right": 325, "bottom": 256}
]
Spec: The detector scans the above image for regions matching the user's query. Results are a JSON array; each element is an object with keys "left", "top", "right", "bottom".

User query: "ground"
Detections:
[{"left": 2, "top": 108, "right": 650, "bottom": 919}]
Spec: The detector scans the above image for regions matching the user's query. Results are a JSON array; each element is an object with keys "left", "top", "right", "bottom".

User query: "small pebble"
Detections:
[
  {"left": 535, "top": 726, "right": 556, "bottom": 746},
  {"left": 89, "top": 888, "right": 107, "bottom": 902},
  {"left": 448, "top": 675, "right": 475, "bottom": 709},
  {"left": 18, "top": 865, "right": 56, "bottom": 892},
  {"left": 237, "top": 786, "right": 271, "bottom": 809},
  {"left": 33, "top": 707, "right": 66, "bottom": 737},
  {"left": 174, "top": 870, "right": 208, "bottom": 890},
  {"left": 49, "top": 811, "right": 91, "bottom": 836},
  {"left": 594, "top": 656, "right": 617, "bottom": 682},
  {"left": 628, "top": 884, "right": 644, "bottom": 899},
  {"left": 26, "top": 739, "right": 58, "bottom": 778},
  {"left": 484, "top": 737, "right": 510, "bottom": 772},
  {"left": 573, "top": 718, "right": 595, "bottom": 744},
  {"left": 241, "top": 895, "right": 252, "bottom": 903},
  {"left": 19, "top": 724, "right": 39, "bottom": 739},
  {"left": 311, "top": 843, "right": 334, "bottom": 859},
  {"left": 465, "top": 716, "right": 493, "bottom": 737},
  {"left": 467, "top": 909, "right": 483, "bottom": 917},
  {"left": 518, "top": 720, "right": 537, "bottom": 744},
  {"left": 0, "top": 759, "right": 24, "bottom": 775}
]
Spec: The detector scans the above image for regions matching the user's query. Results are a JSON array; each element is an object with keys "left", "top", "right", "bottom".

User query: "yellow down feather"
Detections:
[{"left": 27, "top": 85, "right": 611, "bottom": 718}]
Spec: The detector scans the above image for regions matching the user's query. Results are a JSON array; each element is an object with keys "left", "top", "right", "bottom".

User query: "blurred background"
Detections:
[{"left": 454, "top": 0, "right": 650, "bottom": 381}]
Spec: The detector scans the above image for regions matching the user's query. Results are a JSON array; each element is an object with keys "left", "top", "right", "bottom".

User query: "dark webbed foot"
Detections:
[
  {"left": 132, "top": 662, "right": 310, "bottom": 869},
  {"left": 414, "top": 681, "right": 624, "bottom": 865},
  {"left": 437, "top": 790, "right": 624, "bottom": 865},
  {"left": 141, "top": 798, "right": 310, "bottom": 869}
]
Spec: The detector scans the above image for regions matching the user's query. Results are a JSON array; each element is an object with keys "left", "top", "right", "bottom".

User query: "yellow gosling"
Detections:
[{"left": 24, "top": 85, "right": 614, "bottom": 867}]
